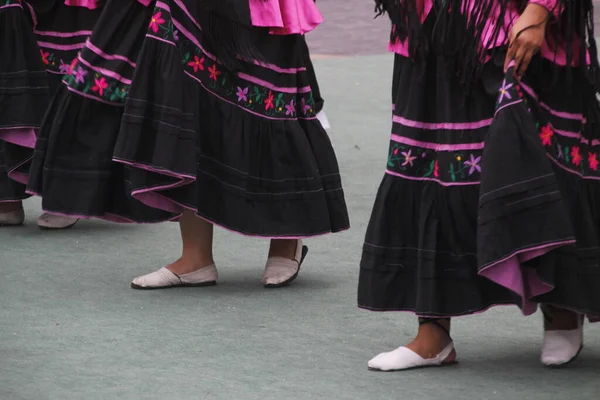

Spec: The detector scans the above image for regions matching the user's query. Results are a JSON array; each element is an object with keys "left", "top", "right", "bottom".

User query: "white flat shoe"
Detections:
[
  {"left": 0, "top": 208, "right": 25, "bottom": 226},
  {"left": 541, "top": 309, "right": 584, "bottom": 368},
  {"left": 37, "top": 213, "right": 79, "bottom": 230},
  {"left": 131, "top": 264, "right": 218, "bottom": 290},
  {"left": 263, "top": 239, "right": 308, "bottom": 288},
  {"left": 368, "top": 319, "right": 457, "bottom": 372}
]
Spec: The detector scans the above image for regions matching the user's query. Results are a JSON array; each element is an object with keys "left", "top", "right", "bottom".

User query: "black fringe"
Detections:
[
  {"left": 197, "top": 0, "right": 270, "bottom": 72},
  {"left": 375, "top": 0, "right": 600, "bottom": 97}
]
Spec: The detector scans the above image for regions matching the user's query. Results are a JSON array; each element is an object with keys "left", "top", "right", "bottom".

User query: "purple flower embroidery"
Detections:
[
  {"left": 300, "top": 98, "right": 311, "bottom": 115},
  {"left": 464, "top": 154, "right": 482, "bottom": 175},
  {"left": 173, "top": 30, "right": 180, "bottom": 41},
  {"left": 498, "top": 79, "right": 513, "bottom": 103},
  {"left": 401, "top": 150, "right": 417, "bottom": 167},
  {"left": 285, "top": 99, "right": 296, "bottom": 116},
  {"left": 73, "top": 66, "right": 87, "bottom": 84},
  {"left": 236, "top": 86, "right": 248, "bottom": 102},
  {"left": 59, "top": 60, "right": 70, "bottom": 74}
]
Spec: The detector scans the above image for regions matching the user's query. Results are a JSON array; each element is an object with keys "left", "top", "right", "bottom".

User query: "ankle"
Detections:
[
  {"left": 167, "top": 256, "right": 214, "bottom": 275},
  {"left": 542, "top": 305, "right": 581, "bottom": 331},
  {"left": 268, "top": 239, "right": 298, "bottom": 259},
  {"left": 406, "top": 319, "right": 453, "bottom": 359},
  {"left": 0, "top": 201, "right": 23, "bottom": 213}
]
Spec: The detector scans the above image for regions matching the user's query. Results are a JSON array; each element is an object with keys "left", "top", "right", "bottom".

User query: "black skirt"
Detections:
[
  {"left": 358, "top": 49, "right": 600, "bottom": 317},
  {"left": 27, "top": 0, "right": 350, "bottom": 236},
  {"left": 0, "top": 0, "right": 102, "bottom": 202}
]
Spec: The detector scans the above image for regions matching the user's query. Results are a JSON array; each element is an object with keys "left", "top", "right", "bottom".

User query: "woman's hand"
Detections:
[{"left": 504, "top": 3, "right": 550, "bottom": 78}]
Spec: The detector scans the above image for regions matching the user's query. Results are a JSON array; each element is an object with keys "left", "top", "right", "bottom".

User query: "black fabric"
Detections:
[
  {"left": 26, "top": 0, "right": 167, "bottom": 222},
  {"left": 113, "top": 0, "right": 349, "bottom": 236}
]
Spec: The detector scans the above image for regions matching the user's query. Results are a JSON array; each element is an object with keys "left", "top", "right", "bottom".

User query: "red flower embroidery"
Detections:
[
  {"left": 149, "top": 12, "right": 165, "bottom": 34},
  {"left": 187, "top": 56, "right": 205, "bottom": 73},
  {"left": 264, "top": 91, "right": 274, "bottom": 110},
  {"left": 92, "top": 77, "right": 108, "bottom": 96},
  {"left": 571, "top": 146, "right": 582, "bottom": 167},
  {"left": 589, "top": 152, "right": 599, "bottom": 171},
  {"left": 433, "top": 160, "right": 439, "bottom": 178},
  {"left": 40, "top": 49, "right": 50, "bottom": 65},
  {"left": 208, "top": 64, "right": 221, "bottom": 81},
  {"left": 539, "top": 124, "right": 554, "bottom": 146}
]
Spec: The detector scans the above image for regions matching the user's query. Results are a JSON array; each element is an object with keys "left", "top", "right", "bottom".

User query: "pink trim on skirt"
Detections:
[{"left": 248, "top": 0, "right": 323, "bottom": 35}]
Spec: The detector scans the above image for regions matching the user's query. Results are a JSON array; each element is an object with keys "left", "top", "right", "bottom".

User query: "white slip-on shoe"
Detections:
[
  {"left": 131, "top": 264, "right": 218, "bottom": 290},
  {"left": 37, "top": 213, "right": 79, "bottom": 230},
  {"left": 368, "top": 319, "right": 458, "bottom": 372},
  {"left": 263, "top": 239, "right": 309, "bottom": 288},
  {"left": 541, "top": 308, "right": 584, "bottom": 368}
]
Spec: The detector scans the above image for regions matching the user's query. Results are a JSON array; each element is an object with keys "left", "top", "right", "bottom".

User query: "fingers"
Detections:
[
  {"left": 504, "top": 43, "right": 516, "bottom": 72},
  {"left": 505, "top": 38, "right": 538, "bottom": 78}
]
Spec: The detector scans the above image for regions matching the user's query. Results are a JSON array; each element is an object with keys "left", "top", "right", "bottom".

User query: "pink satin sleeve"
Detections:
[
  {"left": 528, "top": 0, "right": 563, "bottom": 18},
  {"left": 249, "top": 0, "right": 324, "bottom": 35}
]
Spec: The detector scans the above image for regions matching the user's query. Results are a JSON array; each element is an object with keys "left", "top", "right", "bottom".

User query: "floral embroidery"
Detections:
[
  {"left": 62, "top": 60, "right": 129, "bottom": 104},
  {"left": 40, "top": 50, "right": 50, "bottom": 65},
  {"left": 401, "top": 150, "right": 416, "bottom": 167},
  {"left": 149, "top": 12, "right": 166, "bottom": 34},
  {"left": 589, "top": 153, "right": 599, "bottom": 171},
  {"left": 464, "top": 154, "right": 481, "bottom": 175},
  {"left": 148, "top": 6, "right": 317, "bottom": 119},
  {"left": 571, "top": 146, "right": 582, "bottom": 166},
  {"left": 539, "top": 124, "right": 554, "bottom": 146},
  {"left": 188, "top": 56, "right": 205, "bottom": 73},
  {"left": 498, "top": 79, "right": 513, "bottom": 103}
]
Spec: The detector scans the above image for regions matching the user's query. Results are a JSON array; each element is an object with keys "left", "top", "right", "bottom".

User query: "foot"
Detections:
[
  {"left": 0, "top": 201, "right": 24, "bottom": 226},
  {"left": 37, "top": 213, "right": 79, "bottom": 230},
  {"left": 263, "top": 239, "right": 308, "bottom": 288},
  {"left": 541, "top": 305, "right": 584, "bottom": 367},
  {"left": 131, "top": 262, "right": 218, "bottom": 290},
  {"left": 368, "top": 319, "right": 457, "bottom": 372}
]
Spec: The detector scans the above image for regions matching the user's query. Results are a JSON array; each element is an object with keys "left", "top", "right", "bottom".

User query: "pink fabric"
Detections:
[
  {"left": 529, "top": 0, "right": 562, "bottom": 18},
  {"left": 249, "top": 0, "right": 323, "bottom": 35},
  {"left": 63, "top": 0, "right": 98, "bottom": 9},
  {"left": 388, "top": 0, "right": 588, "bottom": 66}
]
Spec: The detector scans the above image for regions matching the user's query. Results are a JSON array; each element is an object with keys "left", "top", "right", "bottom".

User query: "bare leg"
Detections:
[
  {"left": 268, "top": 239, "right": 298, "bottom": 259},
  {"left": 542, "top": 305, "right": 581, "bottom": 331},
  {"left": 167, "top": 209, "right": 215, "bottom": 275},
  {"left": 0, "top": 200, "right": 22, "bottom": 213},
  {"left": 0, "top": 200, "right": 24, "bottom": 226},
  {"left": 406, "top": 318, "right": 454, "bottom": 359}
]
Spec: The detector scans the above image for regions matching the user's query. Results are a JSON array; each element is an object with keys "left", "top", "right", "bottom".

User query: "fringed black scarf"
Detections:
[{"left": 375, "top": 0, "right": 600, "bottom": 95}]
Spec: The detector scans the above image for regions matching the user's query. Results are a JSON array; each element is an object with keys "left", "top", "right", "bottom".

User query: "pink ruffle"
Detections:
[
  {"left": 249, "top": 0, "right": 323, "bottom": 35},
  {"left": 63, "top": 0, "right": 151, "bottom": 8},
  {"left": 63, "top": 0, "right": 99, "bottom": 9}
]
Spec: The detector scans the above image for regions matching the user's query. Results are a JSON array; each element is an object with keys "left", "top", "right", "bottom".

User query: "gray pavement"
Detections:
[{"left": 2, "top": 4, "right": 600, "bottom": 400}]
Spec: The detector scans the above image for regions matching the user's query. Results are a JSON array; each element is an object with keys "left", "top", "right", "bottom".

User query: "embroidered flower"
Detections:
[
  {"left": 285, "top": 99, "right": 296, "bottom": 116},
  {"left": 173, "top": 30, "right": 180, "bottom": 41},
  {"left": 208, "top": 64, "right": 221, "bottom": 81},
  {"left": 187, "top": 56, "right": 205, "bottom": 73},
  {"left": 571, "top": 146, "right": 582, "bottom": 166},
  {"left": 59, "top": 60, "right": 70, "bottom": 74},
  {"left": 149, "top": 12, "right": 165, "bottom": 34},
  {"left": 539, "top": 124, "right": 554, "bottom": 146},
  {"left": 589, "top": 152, "right": 599, "bottom": 171},
  {"left": 464, "top": 154, "right": 482, "bottom": 175},
  {"left": 236, "top": 86, "right": 248, "bottom": 102},
  {"left": 401, "top": 150, "right": 417, "bottom": 167},
  {"left": 92, "top": 77, "right": 108, "bottom": 96},
  {"left": 393, "top": 148, "right": 399, "bottom": 155},
  {"left": 498, "top": 79, "right": 513, "bottom": 103},
  {"left": 264, "top": 91, "right": 274, "bottom": 110},
  {"left": 433, "top": 160, "right": 440, "bottom": 178},
  {"left": 300, "top": 98, "right": 311, "bottom": 115},
  {"left": 40, "top": 49, "right": 50, "bottom": 65},
  {"left": 73, "top": 66, "right": 87, "bottom": 84}
]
